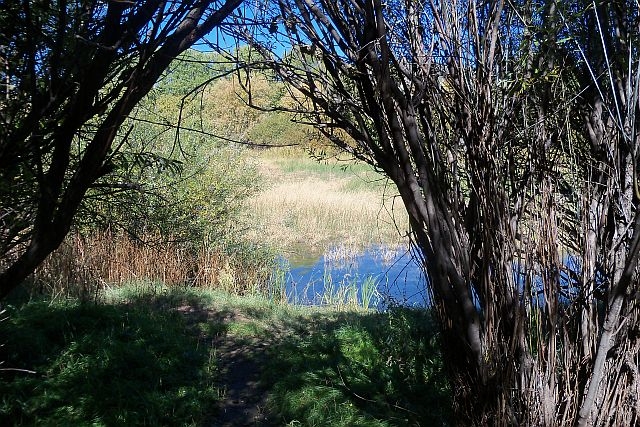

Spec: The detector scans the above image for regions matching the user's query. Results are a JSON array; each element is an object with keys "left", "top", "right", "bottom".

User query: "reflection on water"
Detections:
[
  {"left": 275, "top": 247, "right": 589, "bottom": 310},
  {"left": 277, "top": 245, "right": 428, "bottom": 309}
]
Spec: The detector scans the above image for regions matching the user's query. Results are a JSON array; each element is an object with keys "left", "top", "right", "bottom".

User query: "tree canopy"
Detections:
[{"left": 0, "top": 0, "right": 243, "bottom": 298}]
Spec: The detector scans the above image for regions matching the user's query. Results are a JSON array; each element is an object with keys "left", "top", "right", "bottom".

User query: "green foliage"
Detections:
[
  {"left": 70, "top": 50, "right": 266, "bottom": 249},
  {"left": 82, "top": 99, "right": 260, "bottom": 250},
  {"left": 77, "top": 51, "right": 333, "bottom": 252},
  {"left": 0, "top": 0, "right": 244, "bottom": 296},
  {"left": 0, "top": 298, "right": 219, "bottom": 426},
  {"left": 218, "top": 239, "right": 279, "bottom": 294},
  {"left": 155, "top": 50, "right": 233, "bottom": 96},
  {"left": 265, "top": 309, "right": 451, "bottom": 426},
  {"left": 248, "top": 111, "right": 318, "bottom": 146},
  {"left": 382, "top": 307, "right": 448, "bottom": 400},
  {"left": 149, "top": 147, "right": 258, "bottom": 246},
  {"left": 360, "top": 276, "right": 379, "bottom": 309}
]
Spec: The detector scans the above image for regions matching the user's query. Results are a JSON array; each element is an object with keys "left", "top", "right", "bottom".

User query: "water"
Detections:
[
  {"left": 275, "top": 246, "right": 587, "bottom": 310},
  {"left": 276, "top": 245, "right": 428, "bottom": 309}
]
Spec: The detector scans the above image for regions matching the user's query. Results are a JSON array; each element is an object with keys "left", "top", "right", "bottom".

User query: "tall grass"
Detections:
[
  {"left": 281, "top": 263, "right": 380, "bottom": 310},
  {"left": 267, "top": 261, "right": 289, "bottom": 305},
  {"left": 316, "top": 272, "right": 380, "bottom": 310},
  {"left": 245, "top": 176, "right": 406, "bottom": 251},
  {"left": 360, "top": 275, "right": 379, "bottom": 309},
  {"left": 31, "top": 232, "right": 276, "bottom": 301},
  {"left": 245, "top": 149, "right": 408, "bottom": 257}
]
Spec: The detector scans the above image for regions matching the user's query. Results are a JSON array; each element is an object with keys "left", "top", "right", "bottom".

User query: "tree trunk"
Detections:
[{"left": 238, "top": 0, "right": 640, "bottom": 422}]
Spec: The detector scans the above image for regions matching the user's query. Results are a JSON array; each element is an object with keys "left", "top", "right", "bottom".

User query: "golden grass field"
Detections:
[{"left": 243, "top": 149, "right": 410, "bottom": 259}]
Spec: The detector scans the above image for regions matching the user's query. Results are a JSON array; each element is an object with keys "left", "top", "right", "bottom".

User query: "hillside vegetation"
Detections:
[{"left": 26, "top": 49, "right": 407, "bottom": 301}]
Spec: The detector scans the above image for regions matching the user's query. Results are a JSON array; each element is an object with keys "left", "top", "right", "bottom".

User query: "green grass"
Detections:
[
  {"left": 0, "top": 293, "right": 220, "bottom": 426},
  {"left": 264, "top": 308, "right": 451, "bottom": 426},
  {"left": 278, "top": 157, "right": 372, "bottom": 177},
  {"left": 258, "top": 149, "right": 387, "bottom": 192},
  {"left": 1, "top": 284, "right": 450, "bottom": 426},
  {"left": 282, "top": 157, "right": 388, "bottom": 194}
]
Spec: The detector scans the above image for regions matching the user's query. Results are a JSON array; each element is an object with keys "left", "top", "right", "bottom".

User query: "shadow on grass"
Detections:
[
  {"left": 1, "top": 286, "right": 451, "bottom": 427},
  {"left": 0, "top": 291, "right": 229, "bottom": 427},
  {"left": 261, "top": 308, "right": 451, "bottom": 427}
]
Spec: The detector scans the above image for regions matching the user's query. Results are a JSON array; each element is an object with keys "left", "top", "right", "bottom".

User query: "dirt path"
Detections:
[
  {"left": 212, "top": 336, "right": 273, "bottom": 426},
  {"left": 176, "top": 305, "right": 276, "bottom": 426}
]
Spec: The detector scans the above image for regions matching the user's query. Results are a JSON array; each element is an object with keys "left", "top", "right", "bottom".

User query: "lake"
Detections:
[{"left": 274, "top": 245, "right": 429, "bottom": 309}]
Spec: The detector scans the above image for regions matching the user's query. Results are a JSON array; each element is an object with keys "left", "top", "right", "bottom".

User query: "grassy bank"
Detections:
[
  {"left": 1, "top": 149, "right": 437, "bottom": 426},
  {"left": 1, "top": 284, "right": 449, "bottom": 426},
  {"left": 0, "top": 289, "right": 219, "bottom": 426},
  {"left": 244, "top": 149, "right": 409, "bottom": 256}
]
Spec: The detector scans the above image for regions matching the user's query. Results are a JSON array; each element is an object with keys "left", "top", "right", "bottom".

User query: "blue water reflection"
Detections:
[
  {"left": 280, "top": 245, "right": 428, "bottom": 309},
  {"left": 278, "top": 247, "right": 587, "bottom": 310}
]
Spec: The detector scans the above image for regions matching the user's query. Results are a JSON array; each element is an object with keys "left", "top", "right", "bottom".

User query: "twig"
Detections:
[
  {"left": 0, "top": 368, "right": 37, "bottom": 374},
  {"left": 335, "top": 364, "right": 419, "bottom": 416}
]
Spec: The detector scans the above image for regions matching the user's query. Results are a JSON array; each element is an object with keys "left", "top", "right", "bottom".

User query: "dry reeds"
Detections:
[{"left": 32, "top": 232, "right": 273, "bottom": 300}]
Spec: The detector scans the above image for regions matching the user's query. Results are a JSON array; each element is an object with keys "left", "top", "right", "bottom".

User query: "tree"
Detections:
[
  {"left": 237, "top": 0, "right": 640, "bottom": 424},
  {"left": 0, "top": 0, "right": 243, "bottom": 298}
]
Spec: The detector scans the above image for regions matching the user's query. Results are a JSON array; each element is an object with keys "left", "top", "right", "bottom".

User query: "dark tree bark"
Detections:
[{"left": 0, "top": 0, "right": 243, "bottom": 298}]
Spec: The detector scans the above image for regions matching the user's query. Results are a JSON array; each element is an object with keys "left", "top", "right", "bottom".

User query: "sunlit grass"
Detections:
[{"left": 245, "top": 150, "right": 409, "bottom": 253}]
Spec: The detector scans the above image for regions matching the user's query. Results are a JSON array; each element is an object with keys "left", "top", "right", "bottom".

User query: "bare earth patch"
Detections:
[
  {"left": 176, "top": 305, "right": 276, "bottom": 426},
  {"left": 212, "top": 337, "right": 273, "bottom": 426}
]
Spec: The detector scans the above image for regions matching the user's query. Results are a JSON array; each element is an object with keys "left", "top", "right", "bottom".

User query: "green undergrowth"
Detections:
[
  {"left": 0, "top": 289, "right": 219, "bottom": 426},
  {"left": 264, "top": 307, "right": 451, "bottom": 426},
  {"left": 1, "top": 283, "right": 450, "bottom": 426}
]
